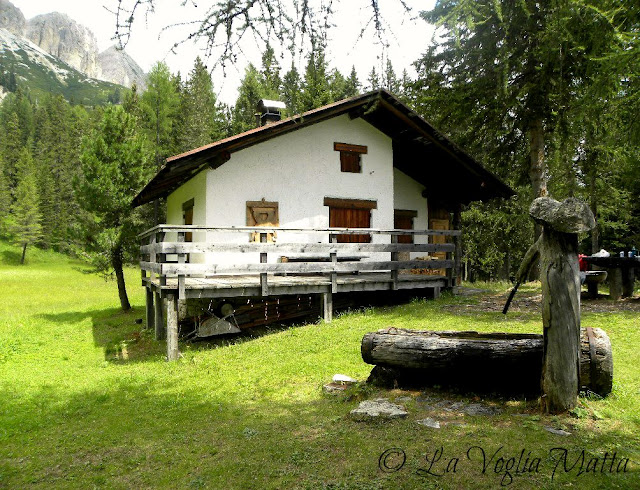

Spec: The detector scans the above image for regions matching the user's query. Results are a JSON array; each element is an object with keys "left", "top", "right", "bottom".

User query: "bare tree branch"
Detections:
[{"left": 109, "top": 0, "right": 413, "bottom": 68}]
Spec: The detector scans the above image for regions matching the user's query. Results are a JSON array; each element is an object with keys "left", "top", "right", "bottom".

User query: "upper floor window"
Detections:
[{"left": 334, "top": 142, "right": 367, "bottom": 173}]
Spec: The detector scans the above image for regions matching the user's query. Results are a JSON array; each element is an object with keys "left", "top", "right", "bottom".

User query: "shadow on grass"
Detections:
[
  {"left": 40, "top": 306, "right": 165, "bottom": 363},
  {"left": 38, "top": 305, "right": 310, "bottom": 364},
  {"left": 1, "top": 250, "right": 23, "bottom": 266}
]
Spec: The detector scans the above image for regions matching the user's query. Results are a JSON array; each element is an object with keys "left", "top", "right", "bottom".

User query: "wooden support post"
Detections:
[
  {"left": 177, "top": 231, "right": 186, "bottom": 299},
  {"left": 323, "top": 291, "right": 333, "bottom": 323},
  {"left": 390, "top": 234, "right": 399, "bottom": 290},
  {"left": 166, "top": 293, "right": 179, "bottom": 361},
  {"left": 622, "top": 267, "right": 635, "bottom": 298},
  {"left": 145, "top": 287, "right": 154, "bottom": 330},
  {"left": 453, "top": 205, "right": 462, "bottom": 287},
  {"left": 260, "top": 233, "right": 268, "bottom": 296},
  {"left": 433, "top": 286, "right": 441, "bottom": 300},
  {"left": 608, "top": 268, "right": 623, "bottom": 300},
  {"left": 330, "top": 235, "right": 337, "bottom": 294},
  {"left": 154, "top": 291, "right": 165, "bottom": 340}
]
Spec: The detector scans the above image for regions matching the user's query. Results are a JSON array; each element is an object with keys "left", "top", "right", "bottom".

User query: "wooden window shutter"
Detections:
[{"left": 334, "top": 142, "right": 367, "bottom": 174}]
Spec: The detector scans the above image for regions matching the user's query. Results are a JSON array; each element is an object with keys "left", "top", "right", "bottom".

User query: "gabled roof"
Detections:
[{"left": 132, "top": 90, "right": 514, "bottom": 207}]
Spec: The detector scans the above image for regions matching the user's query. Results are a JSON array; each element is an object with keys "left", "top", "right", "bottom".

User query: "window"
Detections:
[
  {"left": 246, "top": 200, "right": 279, "bottom": 242},
  {"left": 324, "top": 197, "right": 376, "bottom": 243},
  {"left": 334, "top": 142, "right": 367, "bottom": 173}
]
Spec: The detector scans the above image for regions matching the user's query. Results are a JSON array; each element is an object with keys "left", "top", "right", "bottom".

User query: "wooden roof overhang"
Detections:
[{"left": 132, "top": 90, "right": 514, "bottom": 207}]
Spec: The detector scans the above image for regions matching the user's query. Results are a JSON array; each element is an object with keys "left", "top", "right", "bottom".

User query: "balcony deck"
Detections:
[{"left": 144, "top": 271, "right": 448, "bottom": 299}]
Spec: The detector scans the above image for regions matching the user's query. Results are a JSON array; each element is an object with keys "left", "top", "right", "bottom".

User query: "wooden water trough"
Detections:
[{"left": 362, "top": 328, "right": 613, "bottom": 396}]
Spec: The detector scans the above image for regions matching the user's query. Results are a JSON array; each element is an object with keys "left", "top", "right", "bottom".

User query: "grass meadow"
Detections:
[{"left": 0, "top": 241, "right": 638, "bottom": 489}]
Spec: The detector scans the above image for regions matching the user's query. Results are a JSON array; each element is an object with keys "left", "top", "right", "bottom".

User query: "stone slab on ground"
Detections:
[
  {"left": 350, "top": 398, "right": 408, "bottom": 420},
  {"left": 416, "top": 417, "right": 440, "bottom": 428}
]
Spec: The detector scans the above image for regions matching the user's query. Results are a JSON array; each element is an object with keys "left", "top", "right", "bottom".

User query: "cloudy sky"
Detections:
[{"left": 13, "top": 0, "right": 436, "bottom": 104}]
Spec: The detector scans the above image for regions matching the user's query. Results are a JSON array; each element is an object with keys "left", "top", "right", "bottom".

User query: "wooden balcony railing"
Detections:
[{"left": 139, "top": 225, "right": 461, "bottom": 298}]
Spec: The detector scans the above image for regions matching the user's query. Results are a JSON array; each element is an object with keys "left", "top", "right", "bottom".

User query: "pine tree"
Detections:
[
  {"left": 344, "top": 66, "right": 361, "bottom": 97},
  {"left": 177, "top": 57, "right": 224, "bottom": 151},
  {"left": 8, "top": 148, "right": 42, "bottom": 264},
  {"left": 383, "top": 59, "right": 400, "bottom": 94},
  {"left": 398, "top": 69, "right": 412, "bottom": 103},
  {"left": 281, "top": 63, "right": 302, "bottom": 116},
  {"left": 328, "top": 69, "right": 348, "bottom": 101},
  {"left": 260, "top": 45, "right": 282, "bottom": 99},
  {"left": 33, "top": 95, "right": 79, "bottom": 252},
  {"left": 76, "top": 105, "right": 151, "bottom": 311},
  {"left": 231, "top": 63, "right": 265, "bottom": 134},
  {"left": 0, "top": 111, "right": 22, "bottom": 190},
  {"left": 142, "top": 62, "right": 180, "bottom": 169},
  {"left": 0, "top": 153, "right": 10, "bottom": 236},
  {"left": 367, "top": 66, "right": 380, "bottom": 91},
  {"left": 301, "top": 48, "right": 332, "bottom": 111}
]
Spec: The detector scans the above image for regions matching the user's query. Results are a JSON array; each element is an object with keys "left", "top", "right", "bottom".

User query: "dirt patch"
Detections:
[{"left": 446, "top": 287, "right": 640, "bottom": 314}]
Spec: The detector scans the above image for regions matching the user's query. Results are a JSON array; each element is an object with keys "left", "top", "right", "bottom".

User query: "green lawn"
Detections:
[{"left": 0, "top": 241, "right": 638, "bottom": 489}]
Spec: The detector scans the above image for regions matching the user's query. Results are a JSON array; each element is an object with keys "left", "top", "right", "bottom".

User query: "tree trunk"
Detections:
[
  {"left": 539, "top": 228, "right": 581, "bottom": 413},
  {"left": 362, "top": 328, "right": 612, "bottom": 397},
  {"left": 112, "top": 244, "right": 131, "bottom": 311},
  {"left": 20, "top": 243, "right": 27, "bottom": 264},
  {"left": 528, "top": 118, "right": 547, "bottom": 259},
  {"left": 589, "top": 169, "right": 599, "bottom": 254}
]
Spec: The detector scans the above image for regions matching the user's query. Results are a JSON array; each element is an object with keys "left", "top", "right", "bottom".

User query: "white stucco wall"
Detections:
[
  {"left": 393, "top": 168, "right": 430, "bottom": 259},
  {"left": 166, "top": 170, "right": 207, "bottom": 263}
]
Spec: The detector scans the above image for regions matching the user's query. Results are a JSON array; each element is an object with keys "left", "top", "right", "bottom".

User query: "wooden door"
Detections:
[
  {"left": 430, "top": 218, "right": 450, "bottom": 276},
  {"left": 329, "top": 207, "right": 371, "bottom": 243},
  {"left": 183, "top": 206, "right": 194, "bottom": 242}
]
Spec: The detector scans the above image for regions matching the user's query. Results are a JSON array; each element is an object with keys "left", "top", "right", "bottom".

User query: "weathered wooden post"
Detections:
[{"left": 510, "top": 197, "right": 596, "bottom": 413}]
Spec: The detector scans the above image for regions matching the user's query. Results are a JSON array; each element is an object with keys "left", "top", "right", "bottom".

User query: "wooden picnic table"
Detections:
[{"left": 583, "top": 256, "right": 639, "bottom": 300}]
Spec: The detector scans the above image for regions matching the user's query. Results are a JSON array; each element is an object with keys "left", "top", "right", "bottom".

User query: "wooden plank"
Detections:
[
  {"left": 140, "top": 261, "right": 163, "bottom": 274},
  {"left": 140, "top": 224, "right": 461, "bottom": 238},
  {"left": 141, "top": 242, "right": 456, "bottom": 255},
  {"left": 323, "top": 197, "right": 377, "bottom": 210},
  {"left": 333, "top": 142, "right": 368, "bottom": 154},
  {"left": 160, "top": 259, "right": 454, "bottom": 275},
  {"left": 166, "top": 293, "right": 179, "bottom": 361}
]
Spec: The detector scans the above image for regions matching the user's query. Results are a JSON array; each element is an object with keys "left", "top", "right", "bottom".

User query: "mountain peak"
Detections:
[
  {"left": 26, "top": 11, "right": 100, "bottom": 78},
  {"left": 0, "top": 0, "right": 25, "bottom": 36}
]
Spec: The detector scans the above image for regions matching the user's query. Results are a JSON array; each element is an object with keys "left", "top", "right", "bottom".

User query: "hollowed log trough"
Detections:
[{"left": 362, "top": 328, "right": 613, "bottom": 396}]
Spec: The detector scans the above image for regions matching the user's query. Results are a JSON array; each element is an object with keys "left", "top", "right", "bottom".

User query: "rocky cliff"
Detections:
[
  {"left": 0, "top": 0, "right": 25, "bottom": 36},
  {"left": 26, "top": 12, "right": 101, "bottom": 79},
  {"left": 98, "top": 45, "right": 147, "bottom": 90},
  {"left": 0, "top": 1, "right": 146, "bottom": 89}
]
